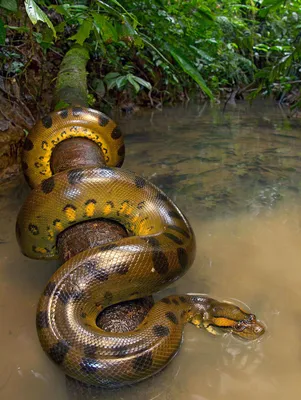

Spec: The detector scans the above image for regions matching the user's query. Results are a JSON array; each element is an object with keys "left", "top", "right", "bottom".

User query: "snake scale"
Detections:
[{"left": 16, "top": 107, "right": 265, "bottom": 387}]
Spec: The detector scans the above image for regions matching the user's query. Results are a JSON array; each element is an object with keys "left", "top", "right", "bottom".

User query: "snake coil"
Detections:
[{"left": 16, "top": 107, "right": 265, "bottom": 387}]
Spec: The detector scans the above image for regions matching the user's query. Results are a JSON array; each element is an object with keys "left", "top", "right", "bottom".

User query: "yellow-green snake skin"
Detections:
[{"left": 16, "top": 107, "right": 265, "bottom": 387}]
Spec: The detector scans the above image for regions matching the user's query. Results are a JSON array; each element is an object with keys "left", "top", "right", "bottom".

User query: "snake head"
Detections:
[{"left": 203, "top": 301, "right": 265, "bottom": 340}]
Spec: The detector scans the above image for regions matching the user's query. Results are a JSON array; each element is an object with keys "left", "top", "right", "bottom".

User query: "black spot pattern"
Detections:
[
  {"left": 58, "top": 290, "right": 84, "bottom": 305},
  {"left": 53, "top": 218, "right": 61, "bottom": 226},
  {"left": 44, "top": 281, "right": 56, "bottom": 296},
  {"left": 42, "top": 115, "right": 52, "bottom": 129},
  {"left": 114, "top": 345, "right": 129, "bottom": 357},
  {"left": 28, "top": 223, "right": 39, "bottom": 235},
  {"left": 177, "top": 247, "right": 188, "bottom": 269},
  {"left": 163, "top": 232, "right": 183, "bottom": 245},
  {"left": 96, "top": 268, "right": 111, "bottom": 282},
  {"left": 85, "top": 199, "right": 97, "bottom": 205},
  {"left": 137, "top": 201, "right": 145, "bottom": 209},
  {"left": 144, "top": 237, "right": 160, "bottom": 247},
  {"left": 161, "top": 298, "right": 171, "bottom": 304},
  {"left": 84, "top": 344, "right": 97, "bottom": 357},
  {"left": 134, "top": 176, "right": 146, "bottom": 189},
  {"left": 48, "top": 340, "right": 69, "bottom": 365},
  {"left": 81, "top": 358, "right": 98, "bottom": 373},
  {"left": 98, "top": 115, "right": 109, "bottom": 127},
  {"left": 111, "top": 127, "right": 122, "bottom": 139},
  {"left": 179, "top": 296, "right": 188, "bottom": 303},
  {"left": 153, "top": 325, "right": 170, "bottom": 337},
  {"left": 168, "top": 210, "right": 181, "bottom": 219},
  {"left": 63, "top": 204, "right": 76, "bottom": 212},
  {"left": 132, "top": 352, "right": 153, "bottom": 373},
  {"left": 113, "top": 263, "right": 129, "bottom": 275},
  {"left": 41, "top": 176, "right": 55, "bottom": 194},
  {"left": 166, "top": 311, "right": 178, "bottom": 325},
  {"left": 41, "top": 140, "right": 48, "bottom": 150},
  {"left": 72, "top": 107, "right": 83, "bottom": 116},
  {"left": 82, "top": 260, "right": 110, "bottom": 282},
  {"left": 118, "top": 144, "right": 125, "bottom": 157},
  {"left": 152, "top": 250, "right": 169, "bottom": 274},
  {"left": 36, "top": 311, "right": 49, "bottom": 329},
  {"left": 59, "top": 109, "right": 68, "bottom": 119},
  {"left": 172, "top": 299, "right": 179, "bottom": 306},
  {"left": 156, "top": 192, "right": 168, "bottom": 202},
  {"left": 67, "top": 168, "right": 85, "bottom": 185},
  {"left": 168, "top": 225, "right": 190, "bottom": 239},
  {"left": 23, "top": 137, "right": 34, "bottom": 151}
]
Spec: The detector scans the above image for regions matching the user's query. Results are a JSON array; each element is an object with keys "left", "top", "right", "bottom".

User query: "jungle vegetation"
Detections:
[{"left": 0, "top": 0, "right": 301, "bottom": 110}]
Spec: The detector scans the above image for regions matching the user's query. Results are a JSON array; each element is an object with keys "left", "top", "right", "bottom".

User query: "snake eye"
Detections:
[
  {"left": 234, "top": 322, "right": 245, "bottom": 332},
  {"left": 248, "top": 314, "right": 256, "bottom": 322}
]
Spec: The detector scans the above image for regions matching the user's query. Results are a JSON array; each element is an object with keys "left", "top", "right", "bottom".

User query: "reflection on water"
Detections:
[{"left": 1, "top": 101, "right": 301, "bottom": 399}]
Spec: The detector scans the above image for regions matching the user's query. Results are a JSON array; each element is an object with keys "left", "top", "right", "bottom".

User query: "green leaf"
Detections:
[
  {"left": 105, "top": 72, "right": 120, "bottom": 79},
  {"left": 141, "top": 34, "right": 173, "bottom": 67},
  {"left": 116, "top": 75, "right": 128, "bottom": 89},
  {"left": 92, "top": 78, "right": 106, "bottom": 97},
  {"left": 95, "top": 0, "right": 121, "bottom": 18},
  {"left": 132, "top": 75, "right": 152, "bottom": 90},
  {"left": 0, "top": 18, "right": 6, "bottom": 44},
  {"left": 121, "top": 15, "right": 137, "bottom": 36},
  {"left": 195, "top": 6, "right": 215, "bottom": 22},
  {"left": 24, "top": 0, "right": 56, "bottom": 38},
  {"left": 110, "top": 0, "right": 138, "bottom": 26},
  {"left": 168, "top": 45, "right": 214, "bottom": 99},
  {"left": 70, "top": 18, "right": 93, "bottom": 45},
  {"left": 92, "top": 13, "right": 118, "bottom": 42},
  {"left": 49, "top": 5, "right": 72, "bottom": 19},
  {"left": 104, "top": 72, "right": 121, "bottom": 90},
  {"left": 5, "top": 25, "right": 29, "bottom": 32},
  {"left": 0, "top": 0, "right": 17, "bottom": 12},
  {"left": 128, "top": 75, "right": 140, "bottom": 93},
  {"left": 190, "top": 46, "right": 214, "bottom": 62}
]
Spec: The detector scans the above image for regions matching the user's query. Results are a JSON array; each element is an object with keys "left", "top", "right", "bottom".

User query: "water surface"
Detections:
[{"left": 1, "top": 101, "right": 301, "bottom": 400}]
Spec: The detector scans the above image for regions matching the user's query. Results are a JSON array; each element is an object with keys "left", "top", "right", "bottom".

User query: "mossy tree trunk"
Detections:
[{"left": 53, "top": 45, "right": 90, "bottom": 110}]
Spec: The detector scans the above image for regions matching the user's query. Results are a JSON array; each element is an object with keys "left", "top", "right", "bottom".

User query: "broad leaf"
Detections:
[
  {"left": 131, "top": 75, "right": 152, "bottom": 90},
  {"left": 168, "top": 46, "right": 214, "bottom": 99},
  {"left": 115, "top": 75, "right": 128, "bottom": 89},
  {"left": 128, "top": 75, "right": 140, "bottom": 93},
  {"left": 24, "top": 0, "right": 56, "bottom": 38},
  {"left": 0, "top": 18, "right": 6, "bottom": 45},
  {"left": 93, "top": 13, "right": 118, "bottom": 42},
  {"left": 105, "top": 72, "right": 121, "bottom": 79},
  {"left": 70, "top": 18, "right": 92, "bottom": 45},
  {"left": 0, "top": 0, "right": 17, "bottom": 12}
]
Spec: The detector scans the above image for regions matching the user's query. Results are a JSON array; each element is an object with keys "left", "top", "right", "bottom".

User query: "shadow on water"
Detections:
[{"left": 1, "top": 101, "right": 301, "bottom": 400}]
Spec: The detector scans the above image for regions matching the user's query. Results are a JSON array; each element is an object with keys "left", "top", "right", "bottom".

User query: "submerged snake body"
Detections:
[{"left": 17, "top": 107, "right": 264, "bottom": 387}]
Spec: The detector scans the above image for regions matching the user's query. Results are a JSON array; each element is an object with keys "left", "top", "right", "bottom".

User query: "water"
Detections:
[{"left": 1, "top": 101, "right": 301, "bottom": 399}]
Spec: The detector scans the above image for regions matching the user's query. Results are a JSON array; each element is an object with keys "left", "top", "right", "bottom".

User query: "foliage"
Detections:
[{"left": 0, "top": 0, "right": 301, "bottom": 107}]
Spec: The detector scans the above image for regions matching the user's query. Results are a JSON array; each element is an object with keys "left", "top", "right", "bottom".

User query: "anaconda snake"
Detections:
[{"left": 16, "top": 107, "right": 264, "bottom": 387}]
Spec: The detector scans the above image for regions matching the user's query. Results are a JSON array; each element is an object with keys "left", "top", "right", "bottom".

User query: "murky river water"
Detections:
[{"left": 1, "top": 101, "right": 301, "bottom": 399}]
